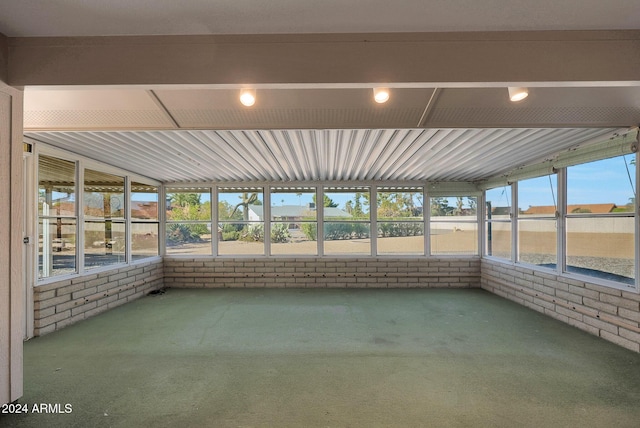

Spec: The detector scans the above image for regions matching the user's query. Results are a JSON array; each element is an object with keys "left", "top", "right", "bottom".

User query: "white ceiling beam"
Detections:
[
  {"left": 8, "top": 31, "right": 640, "bottom": 87},
  {"left": 146, "top": 90, "right": 180, "bottom": 129}
]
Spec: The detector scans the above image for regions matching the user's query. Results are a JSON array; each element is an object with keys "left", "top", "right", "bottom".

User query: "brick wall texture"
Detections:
[
  {"left": 481, "top": 258, "right": 640, "bottom": 353},
  {"left": 163, "top": 257, "right": 481, "bottom": 289},
  {"left": 33, "top": 259, "right": 163, "bottom": 336},
  {"left": 31, "top": 256, "right": 640, "bottom": 354}
]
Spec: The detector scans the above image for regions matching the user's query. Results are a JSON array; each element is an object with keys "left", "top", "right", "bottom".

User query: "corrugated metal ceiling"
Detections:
[{"left": 26, "top": 128, "right": 622, "bottom": 184}]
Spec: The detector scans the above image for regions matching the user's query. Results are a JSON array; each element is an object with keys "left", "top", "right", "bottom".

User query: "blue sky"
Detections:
[{"left": 488, "top": 155, "right": 636, "bottom": 209}]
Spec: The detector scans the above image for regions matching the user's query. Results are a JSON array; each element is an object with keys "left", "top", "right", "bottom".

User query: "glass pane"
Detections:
[
  {"left": 485, "top": 221, "right": 511, "bottom": 259},
  {"left": 566, "top": 217, "right": 634, "bottom": 285},
  {"left": 270, "top": 188, "right": 317, "bottom": 220},
  {"left": 84, "top": 169, "right": 125, "bottom": 220},
  {"left": 378, "top": 188, "right": 423, "bottom": 220},
  {"left": 131, "top": 182, "right": 158, "bottom": 220},
  {"left": 518, "top": 175, "right": 558, "bottom": 218},
  {"left": 430, "top": 196, "right": 477, "bottom": 217},
  {"left": 431, "top": 222, "right": 478, "bottom": 255},
  {"left": 132, "top": 222, "right": 159, "bottom": 259},
  {"left": 165, "top": 223, "right": 212, "bottom": 255},
  {"left": 485, "top": 186, "right": 512, "bottom": 220},
  {"left": 377, "top": 222, "right": 424, "bottom": 255},
  {"left": 518, "top": 219, "right": 557, "bottom": 267},
  {"left": 218, "top": 222, "right": 264, "bottom": 255},
  {"left": 323, "top": 222, "right": 371, "bottom": 255},
  {"left": 38, "top": 155, "right": 76, "bottom": 217},
  {"left": 166, "top": 188, "right": 211, "bottom": 221},
  {"left": 270, "top": 222, "right": 317, "bottom": 256},
  {"left": 38, "top": 218, "right": 76, "bottom": 279},
  {"left": 324, "top": 187, "right": 370, "bottom": 220},
  {"left": 567, "top": 155, "right": 636, "bottom": 212},
  {"left": 84, "top": 221, "right": 126, "bottom": 269},
  {"left": 218, "top": 188, "right": 263, "bottom": 221}
]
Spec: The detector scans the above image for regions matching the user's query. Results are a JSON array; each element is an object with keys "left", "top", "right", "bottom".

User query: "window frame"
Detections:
[
  {"left": 34, "top": 145, "right": 161, "bottom": 286},
  {"left": 130, "top": 181, "right": 160, "bottom": 261},
  {"left": 322, "top": 186, "right": 372, "bottom": 256},
  {"left": 268, "top": 186, "right": 319, "bottom": 256},
  {"left": 430, "top": 195, "right": 479, "bottom": 257},
  {"left": 216, "top": 186, "right": 265, "bottom": 256},
  {"left": 37, "top": 153, "right": 79, "bottom": 280},
  {"left": 165, "top": 186, "right": 214, "bottom": 256},
  {"left": 562, "top": 155, "right": 637, "bottom": 289},
  {"left": 484, "top": 185, "right": 513, "bottom": 261},
  {"left": 376, "top": 186, "right": 425, "bottom": 256},
  {"left": 482, "top": 150, "right": 638, "bottom": 293},
  {"left": 515, "top": 173, "right": 559, "bottom": 270}
]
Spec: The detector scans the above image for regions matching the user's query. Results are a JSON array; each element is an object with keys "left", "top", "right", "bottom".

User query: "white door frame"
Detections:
[
  {"left": 0, "top": 83, "right": 24, "bottom": 405},
  {"left": 23, "top": 148, "right": 34, "bottom": 339}
]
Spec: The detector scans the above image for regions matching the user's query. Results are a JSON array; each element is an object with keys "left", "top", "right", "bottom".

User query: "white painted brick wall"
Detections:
[
  {"left": 481, "top": 259, "right": 640, "bottom": 353},
  {"left": 164, "top": 257, "right": 481, "bottom": 290},
  {"left": 33, "top": 259, "right": 163, "bottom": 336}
]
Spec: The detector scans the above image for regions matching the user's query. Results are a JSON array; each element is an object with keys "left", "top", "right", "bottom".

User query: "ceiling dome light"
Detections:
[
  {"left": 373, "top": 87, "right": 390, "bottom": 103},
  {"left": 240, "top": 88, "right": 256, "bottom": 107},
  {"left": 508, "top": 87, "right": 529, "bottom": 102}
]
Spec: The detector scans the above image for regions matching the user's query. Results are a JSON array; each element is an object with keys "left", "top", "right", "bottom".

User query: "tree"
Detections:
[
  {"left": 218, "top": 200, "right": 241, "bottom": 221},
  {"left": 352, "top": 193, "right": 365, "bottom": 217},
  {"left": 454, "top": 197, "right": 464, "bottom": 215},
  {"left": 344, "top": 200, "right": 353, "bottom": 214},
  {"left": 312, "top": 194, "right": 338, "bottom": 208},
  {"left": 170, "top": 192, "right": 201, "bottom": 208},
  {"left": 467, "top": 197, "right": 477, "bottom": 213},
  {"left": 231, "top": 192, "right": 259, "bottom": 221},
  {"left": 430, "top": 197, "right": 451, "bottom": 216}
]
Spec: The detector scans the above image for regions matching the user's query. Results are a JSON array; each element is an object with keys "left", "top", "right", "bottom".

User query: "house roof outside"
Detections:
[
  {"left": 49, "top": 199, "right": 158, "bottom": 219},
  {"left": 249, "top": 204, "right": 350, "bottom": 221}
]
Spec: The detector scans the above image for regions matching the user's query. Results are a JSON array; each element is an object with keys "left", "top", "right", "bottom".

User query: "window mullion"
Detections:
[
  {"left": 264, "top": 185, "right": 271, "bottom": 256},
  {"left": 211, "top": 186, "right": 218, "bottom": 257},
  {"left": 557, "top": 168, "right": 567, "bottom": 276},
  {"left": 511, "top": 182, "right": 517, "bottom": 263},
  {"left": 371, "top": 186, "right": 377, "bottom": 256},
  {"left": 77, "top": 162, "right": 85, "bottom": 275},
  {"left": 424, "top": 186, "right": 430, "bottom": 257},
  {"left": 317, "top": 186, "right": 324, "bottom": 256}
]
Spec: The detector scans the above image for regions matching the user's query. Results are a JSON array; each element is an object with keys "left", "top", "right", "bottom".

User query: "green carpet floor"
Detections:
[{"left": 2, "top": 288, "right": 640, "bottom": 427}]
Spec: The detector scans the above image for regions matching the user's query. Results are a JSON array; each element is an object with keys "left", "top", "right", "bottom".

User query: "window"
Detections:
[
  {"left": 485, "top": 186, "right": 512, "bottom": 260},
  {"left": 377, "top": 187, "right": 424, "bottom": 255},
  {"left": 431, "top": 196, "right": 478, "bottom": 255},
  {"left": 165, "top": 187, "right": 212, "bottom": 255},
  {"left": 218, "top": 187, "right": 264, "bottom": 255},
  {"left": 323, "top": 187, "right": 370, "bottom": 255},
  {"left": 131, "top": 182, "right": 159, "bottom": 260},
  {"left": 566, "top": 155, "right": 635, "bottom": 285},
  {"left": 517, "top": 174, "right": 558, "bottom": 268},
  {"left": 270, "top": 187, "right": 317, "bottom": 256},
  {"left": 38, "top": 155, "right": 77, "bottom": 279},
  {"left": 83, "top": 169, "right": 126, "bottom": 269}
]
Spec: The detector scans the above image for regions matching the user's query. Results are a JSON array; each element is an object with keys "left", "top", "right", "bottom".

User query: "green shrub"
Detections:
[
  {"left": 220, "top": 223, "right": 241, "bottom": 241},
  {"left": 271, "top": 223, "right": 291, "bottom": 243},
  {"left": 242, "top": 224, "right": 264, "bottom": 242},
  {"left": 166, "top": 223, "right": 202, "bottom": 244},
  {"left": 324, "top": 222, "right": 370, "bottom": 240},
  {"left": 301, "top": 223, "right": 317, "bottom": 241},
  {"left": 221, "top": 231, "right": 239, "bottom": 241}
]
